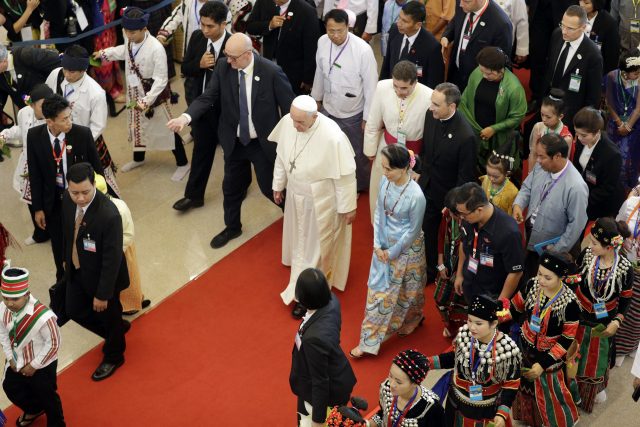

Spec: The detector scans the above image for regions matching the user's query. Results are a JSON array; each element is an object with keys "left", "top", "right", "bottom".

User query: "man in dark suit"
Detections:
[
  {"left": 441, "top": 0, "right": 513, "bottom": 92},
  {"left": 27, "top": 95, "right": 103, "bottom": 282},
  {"left": 380, "top": 1, "right": 444, "bottom": 89},
  {"left": 0, "top": 45, "right": 61, "bottom": 110},
  {"left": 62, "top": 163, "right": 129, "bottom": 381},
  {"left": 418, "top": 83, "right": 477, "bottom": 282},
  {"left": 542, "top": 5, "right": 603, "bottom": 131},
  {"left": 167, "top": 33, "right": 295, "bottom": 248},
  {"left": 289, "top": 268, "right": 356, "bottom": 425},
  {"left": 245, "top": 0, "right": 320, "bottom": 94},
  {"left": 173, "top": 1, "right": 232, "bottom": 212}
]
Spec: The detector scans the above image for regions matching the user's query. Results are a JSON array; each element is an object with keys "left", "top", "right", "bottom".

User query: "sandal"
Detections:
[
  {"left": 349, "top": 347, "right": 365, "bottom": 359},
  {"left": 16, "top": 411, "right": 44, "bottom": 427}
]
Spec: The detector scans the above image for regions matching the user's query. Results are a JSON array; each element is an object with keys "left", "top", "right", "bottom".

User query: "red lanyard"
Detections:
[
  {"left": 472, "top": 229, "right": 479, "bottom": 259},
  {"left": 466, "top": 0, "right": 490, "bottom": 34},
  {"left": 51, "top": 140, "right": 66, "bottom": 166}
]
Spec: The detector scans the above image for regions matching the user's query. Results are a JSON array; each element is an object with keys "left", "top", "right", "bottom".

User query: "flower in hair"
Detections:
[
  {"left": 626, "top": 57, "right": 640, "bottom": 68},
  {"left": 408, "top": 149, "right": 416, "bottom": 169},
  {"left": 611, "top": 235, "right": 624, "bottom": 249}
]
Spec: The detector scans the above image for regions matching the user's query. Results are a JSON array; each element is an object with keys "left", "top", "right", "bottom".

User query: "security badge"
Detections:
[
  {"left": 83, "top": 234, "right": 96, "bottom": 252},
  {"left": 594, "top": 301, "right": 608, "bottom": 319},
  {"left": 569, "top": 68, "right": 582, "bottom": 93}
]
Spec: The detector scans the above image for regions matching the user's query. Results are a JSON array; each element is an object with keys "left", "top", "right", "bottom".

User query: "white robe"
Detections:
[
  {"left": 364, "top": 80, "right": 432, "bottom": 222},
  {"left": 270, "top": 113, "right": 357, "bottom": 304},
  {"left": 102, "top": 32, "right": 175, "bottom": 152}
]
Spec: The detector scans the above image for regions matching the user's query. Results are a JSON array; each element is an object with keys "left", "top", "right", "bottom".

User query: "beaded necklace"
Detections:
[
  {"left": 588, "top": 253, "right": 618, "bottom": 302},
  {"left": 383, "top": 175, "right": 411, "bottom": 217}
]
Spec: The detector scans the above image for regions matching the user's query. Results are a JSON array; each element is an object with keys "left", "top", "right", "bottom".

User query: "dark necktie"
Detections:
[
  {"left": 400, "top": 38, "right": 410, "bottom": 59},
  {"left": 54, "top": 137, "right": 65, "bottom": 194},
  {"left": 464, "top": 12, "right": 475, "bottom": 35},
  {"left": 205, "top": 43, "right": 215, "bottom": 84},
  {"left": 238, "top": 70, "right": 251, "bottom": 145},
  {"left": 552, "top": 42, "right": 571, "bottom": 88}
]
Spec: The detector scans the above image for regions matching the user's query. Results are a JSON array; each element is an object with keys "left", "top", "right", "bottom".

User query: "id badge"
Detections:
[
  {"left": 83, "top": 238, "right": 96, "bottom": 253},
  {"left": 416, "top": 66, "right": 424, "bottom": 78},
  {"left": 530, "top": 208, "right": 539, "bottom": 226},
  {"left": 55, "top": 172, "right": 64, "bottom": 188},
  {"left": 20, "top": 25, "right": 33, "bottom": 41},
  {"left": 529, "top": 315, "right": 542, "bottom": 333},
  {"left": 128, "top": 74, "right": 141, "bottom": 87},
  {"left": 397, "top": 131, "right": 407, "bottom": 146},
  {"left": 569, "top": 73, "right": 582, "bottom": 92},
  {"left": 480, "top": 253, "right": 494, "bottom": 267},
  {"left": 295, "top": 331, "right": 302, "bottom": 350},
  {"left": 469, "top": 384, "right": 483, "bottom": 401},
  {"left": 586, "top": 170, "right": 597, "bottom": 185},
  {"left": 594, "top": 301, "right": 608, "bottom": 319},
  {"left": 631, "top": 19, "right": 640, "bottom": 34},
  {"left": 461, "top": 35, "right": 470, "bottom": 52},
  {"left": 468, "top": 256, "right": 479, "bottom": 274}
]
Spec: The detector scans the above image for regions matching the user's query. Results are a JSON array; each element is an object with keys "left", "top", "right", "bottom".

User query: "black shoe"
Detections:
[
  {"left": 141, "top": 299, "right": 151, "bottom": 309},
  {"left": 527, "top": 99, "right": 539, "bottom": 114},
  {"left": 291, "top": 302, "right": 307, "bottom": 319},
  {"left": 173, "top": 197, "right": 204, "bottom": 212},
  {"left": 123, "top": 319, "right": 131, "bottom": 333},
  {"left": 91, "top": 359, "right": 124, "bottom": 381},
  {"left": 210, "top": 228, "right": 242, "bottom": 248}
]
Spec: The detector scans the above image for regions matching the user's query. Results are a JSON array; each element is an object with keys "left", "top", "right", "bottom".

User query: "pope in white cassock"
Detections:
[{"left": 270, "top": 95, "right": 358, "bottom": 318}]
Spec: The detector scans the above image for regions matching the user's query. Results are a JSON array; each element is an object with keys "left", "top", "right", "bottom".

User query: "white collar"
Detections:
[
  {"left": 403, "top": 30, "right": 420, "bottom": 47},
  {"left": 278, "top": 0, "right": 291, "bottom": 12},
  {"left": 551, "top": 159, "right": 569, "bottom": 179},
  {"left": 77, "top": 188, "right": 97, "bottom": 215},
  {"left": 48, "top": 127, "right": 65, "bottom": 144},
  {"left": 208, "top": 30, "right": 227, "bottom": 52},
  {"left": 568, "top": 33, "right": 584, "bottom": 50},
  {"left": 440, "top": 110, "right": 456, "bottom": 122}
]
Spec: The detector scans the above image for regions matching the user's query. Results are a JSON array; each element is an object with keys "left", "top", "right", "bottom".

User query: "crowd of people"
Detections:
[{"left": 1, "top": 0, "right": 640, "bottom": 426}]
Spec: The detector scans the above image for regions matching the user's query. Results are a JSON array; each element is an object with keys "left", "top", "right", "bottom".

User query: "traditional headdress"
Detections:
[
  {"left": 392, "top": 349, "right": 429, "bottom": 384},
  {"left": 591, "top": 218, "right": 624, "bottom": 249},
  {"left": 1, "top": 267, "right": 29, "bottom": 298},
  {"left": 626, "top": 56, "right": 640, "bottom": 68},
  {"left": 60, "top": 46, "right": 90, "bottom": 71},
  {"left": 326, "top": 397, "right": 368, "bottom": 427},
  {"left": 540, "top": 251, "right": 570, "bottom": 277},
  {"left": 122, "top": 7, "right": 150, "bottom": 30},
  {"left": 468, "top": 295, "right": 500, "bottom": 322}
]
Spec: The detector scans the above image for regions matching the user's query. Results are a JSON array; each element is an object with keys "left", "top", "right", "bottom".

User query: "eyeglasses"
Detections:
[
  {"left": 558, "top": 23, "right": 581, "bottom": 32},
  {"left": 326, "top": 28, "right": 348, "bottom": 35},
  {"left": 457, "top": 207, "right": 479, "bottom": 218},
  {"left": 224, "top": 49, "right": 251, "bottom": 61}
]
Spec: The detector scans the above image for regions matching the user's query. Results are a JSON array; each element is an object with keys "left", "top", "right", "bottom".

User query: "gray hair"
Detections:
[{"left": 0, "top": 44, "right": 8, "bottom": 61}]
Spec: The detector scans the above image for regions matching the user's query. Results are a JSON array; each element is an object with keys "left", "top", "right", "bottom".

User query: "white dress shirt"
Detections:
[
  {"left": 311, "top": 33, "right": 378, "bottom": 118},
  {"left": 399, "top": 30, "right": 420, "bottom": 59},
  {"left": 322, "top": 0, "right": 379, "bottom": 34},
  {"left": 203, "top": 31, "right": 227, "bottom": 91},
  {"left": 238, "top": 56, "right": 258, "bottom": 139},
  {"left": 456, "top": 0, "right": 489, "bottom": 66},
  {"left": 578, "top": 137, "right": 599, "bottom": 171},
  {"left": 48, "top": 128, "right": 68, "bottom": 185},
  {"left": 559, "top": 33, "right": 585, "bottom": 75}
]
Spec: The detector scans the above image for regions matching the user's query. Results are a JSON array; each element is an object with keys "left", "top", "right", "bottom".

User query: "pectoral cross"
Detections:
[{"left": 289, "top": 160, "right": 296, "bottom": 173}]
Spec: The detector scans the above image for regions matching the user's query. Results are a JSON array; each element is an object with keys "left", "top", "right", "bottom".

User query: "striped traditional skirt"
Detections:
[
  {"left": 358, "top": 234, "right": 426, "bottom": 355},
  {"left": 575, "top": 324, "right": 610, "bottom": 413},
  {"left": 616, "top": 267, "right": 640, "bottom": 355},
  {"left": 434, "top": 271, "right": 468, "bottom": 334},
  {"left": 444, "top": 393, "right": 513, "bottom": 427}
]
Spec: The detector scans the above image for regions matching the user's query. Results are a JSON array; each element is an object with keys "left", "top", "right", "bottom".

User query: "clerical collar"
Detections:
[
  {"left": 440, "top": 110, "right": 456, "bottom": 122},
  {"left": 551, "top": 159, "right": 569, "bottom": 179}
]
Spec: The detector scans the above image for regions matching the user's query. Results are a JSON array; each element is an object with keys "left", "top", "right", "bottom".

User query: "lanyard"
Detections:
[
  {"left": 626, "top": 200, "right": 640, "bottom": 239},
  {"left": 534, "top": 287, "right": 564, "bottom": 320},
  {"left": 194, "top": 0, "right": 202, "bottom": 26},
  {"left": 471, "top": 229, "right": 479, "bottom": 259},
  {"left": 466, "top": 0, "right": 490, "bottom": 35},
  {"left": 618, "top": 70, "right": 638, "bottom": 114},
  {"left": 64, "top": 84, "right": 74, "bottom": 99},
  {"left": 536, "top": 165, "right": 569, "bottom": 211},
  {"left": 51, "top": 139, "right": 66, "bottom": 166},
  {"left": 593, "top": 254, "right": 616, "bottom": 298},
  {"left": 388, "top": 385, "right": 419, "bottom": 427},
  {"left": 2, "top": 0, "right": 24, "bottom": 17},
  {"left": 328, "top": 35, "right": 350, "bottom": 75},
  {"left": 397, "top": 89, "right": 417, "bottom": 128},
  {"left": 131, "top": 33, "right": 148, "bottom": 60},
  {"left": 469, "top": 330, "right": 496, "bottom": 384}
]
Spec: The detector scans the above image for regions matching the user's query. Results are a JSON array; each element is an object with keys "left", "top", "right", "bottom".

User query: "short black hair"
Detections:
[
  {"left": 444, "top": 188, "right": 459, "bottom": 214},
  {"left": 454, "top": 183, "right": 489, "bottom": 211},
  {"left": 64, "top": 44, "right": 89, "bottom": 59},
  {"left": 476, "top": 46, "right": 508, "bottom": 72},
  {"left": 295, "top": 268, "right": 331, "bottom": 310},
  {"left": 67, "top": 162, "right": 95, "bottom": 185},
  {"left": 434, "top": 82, "right": 461, "bottom": 106},
  {"left": 324, "top": 8, "right": 349, "bottom": 25},
  {"left": 42, "top": 94, "right": 71, "bottom": 120},
  {"left": 401, "top": 1, "right": 426, "bottom": 23},
  {"left": 200, "top": 1, "right": 228, "bottom": 23},
  {"left": 392, "top": 60, "right": 417, "bottom": 83},
  {"left": 538, "top": 133, "right": 569, "bottom": 158},
  {"left": 381, "top": 144, "right": 411, "bottom": 170},
  {"left": 573, "top": 107, "right": 604, "bottom": 133}
]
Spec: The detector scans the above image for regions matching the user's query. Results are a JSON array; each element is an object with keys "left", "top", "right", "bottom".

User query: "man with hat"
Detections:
[
  {"left": 45, "top": 45, "right": 119, "bottom": 197},
  {"left": 269, "top": 94, "right": 357, "bottom": 318},
  {"left": 0, "top": 266, "right": 65, "bottom": 426}
]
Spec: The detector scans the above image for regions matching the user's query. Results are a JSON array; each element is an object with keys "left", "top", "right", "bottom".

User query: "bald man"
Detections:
[
  {"left": 269, "top": 95, "right": 357, "bottom": 319},
  {"left": 168, "top": 33, "right": 295, "bottom": 248}
]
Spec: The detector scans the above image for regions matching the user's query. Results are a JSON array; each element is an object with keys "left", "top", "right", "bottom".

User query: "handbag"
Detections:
[{"left": 49, "top": 279, "right": 69, "bottom": 326}]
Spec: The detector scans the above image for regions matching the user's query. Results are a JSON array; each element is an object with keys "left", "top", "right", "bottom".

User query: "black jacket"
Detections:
[
  {"left": 527, "top": 0, "right": 579, "bottom": 25},
  {"left": 181, "top": 30, "right": 231, "bottom": 105},
  {"left": 289, "top": 294, "right": 356, "bottom": 423},
  {"left": 573, "top": 133, "right": 625, "bottom": 220},
  {"left": 27, "top": 124, "right": 103, "bottom": 214},
  {"left": 588, "top": 10, "right": 619, "bottom": 75},
  {"left": 419, "top": 110, "right": 477, "bottom": 207},
  {"left": 380, "top": 26, "right": 445, "bottom": 89},
  {"left": 185, "top": 53, "right": 295, "bottom": 161},
  {"left": 245, "top": 0, "right": 319, "bottom": 92},
  {"left": 62, "top": 190, "right": 129, "bottom": 300}
]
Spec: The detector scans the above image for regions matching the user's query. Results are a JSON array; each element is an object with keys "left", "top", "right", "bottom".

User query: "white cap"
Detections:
[{"left": 291, "top": 95, "right": 317, "bottom": 113}]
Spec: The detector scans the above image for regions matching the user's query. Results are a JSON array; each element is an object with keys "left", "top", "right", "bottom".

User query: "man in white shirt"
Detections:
[
  {"left": 493, "top": 0, "right": 528, "bottom": 64},
  {"left": 321, "top": 0, "right": 378, "bottom": 41},
  {"left": 311, "top": 8, "right": 377, "bottom": 192}
]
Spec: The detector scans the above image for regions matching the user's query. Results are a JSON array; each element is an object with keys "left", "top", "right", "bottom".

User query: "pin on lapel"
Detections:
[
  {"left": 255, "top": 76, "right": 260, "bottom": 82},
  {"left": 448, "top": 134, "right": 452, "bottom": 139},
  {"left": 17, "top": 74, "right": 22, "bottom": 79},
  {"left": 577, "top": 54, "right": 582, "bottom": 60},
  {"left": 480, "top": 21, "right": 485, "bottom": 27}
]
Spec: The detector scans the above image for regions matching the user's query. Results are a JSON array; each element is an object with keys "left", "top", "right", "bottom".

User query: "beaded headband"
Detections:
[
  {"left": 468, "top": 295, "right": 499, "bottom": 321},
  {"left": 393, "top": 349, "right": 428, "bottom": 384},
  {"left": 591, "top": 219, "right": 623, "bottom": 248},
  {"left": 491, "top": 149, "right": 514, "bottom": 170}
]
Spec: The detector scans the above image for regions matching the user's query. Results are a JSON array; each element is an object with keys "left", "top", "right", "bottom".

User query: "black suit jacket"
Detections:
[
  {"left": 527, "top": 0, "right": 578, "bottom": 25},
  {"left": 544, "top": 30, "right": 603, "bottom": 125},
  {"left": 442, "top": 2, "right": 512, "bottom": 88},
  {"left": 62, "top": 190, "right": 129, "bottom": 300},
  {"left": 0, "top": 47, "right": 61, "bottom": 109},
  {"left": 185, "top": 53, "right": 295, "bottom": 161},
  {"left": 419, "top": 110, "right": 477, "bottom": 207},
  {"left": 245, "top": 0, "right": 319, "bottom": 91},
  {"left": 380, "top": 26, "right": 445, "bottom": 89},
  {"left": 573, "top": 133, "right": 625, "bottom": 219},
  {"left": 181, "top": 30, "right": 231, "bottom": 105},
  {"left": 589, "top": 10, "right": 619, "bottom": 75},
  {"left": 289, "top": 294, "right": 356, "bottom": 423},
  {"left": 27, "top": 124, "right": 103, "bottom": 214}
]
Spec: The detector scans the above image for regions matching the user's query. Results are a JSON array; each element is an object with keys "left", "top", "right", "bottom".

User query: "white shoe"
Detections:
[
  {"left": 594, "top": 390, "right": 607, "bottom": 404},
  {"left": 171, "top": 164, "right": 190, "bottom": 182},
  {"left": 120, "top": 160, "right": 145, "bottom": 172},
  {"left": 23, "top": 236, "right": 36, "bottom": 246},
  {"left": 615, "top": 355, "right": 626, "bottom": 367}
]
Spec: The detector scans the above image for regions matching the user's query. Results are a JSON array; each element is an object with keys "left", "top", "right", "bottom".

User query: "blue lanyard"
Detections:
[
  {"left": 469, "top": 333, "right": 495, "bottom": 384},
  {"left": 194, "top": 0, "right": 202, "bottom": 26},
  {"left": 534, "top": 287, "right": 564, "bottom": 319},
  {"left": 593, "top": 254, "right": 617, "bottom": 297},
  {"left": 131, "top": 34, "right": 148, "bottom": 59},
  {"left": 328, "top": 35, "right": 350, "bottom": 75},
  {"left": 64, "top": 85, "right": 74, "bottom": 98}
]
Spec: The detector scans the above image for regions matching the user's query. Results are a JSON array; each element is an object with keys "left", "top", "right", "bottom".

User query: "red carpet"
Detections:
[{"left": 3, "top": 196, "right": 449, "bottom": 426}]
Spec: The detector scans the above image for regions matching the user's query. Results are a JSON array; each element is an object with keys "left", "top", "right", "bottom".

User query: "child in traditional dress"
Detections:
[
  {"left": 0, "top": 266, "right": 65, "bottom": 426},
  {"left": 94, "top": 6, "right": 190, "bottom": 181},
  {"left": 480, "top": 146, "right": 519, "bottom": 215}
]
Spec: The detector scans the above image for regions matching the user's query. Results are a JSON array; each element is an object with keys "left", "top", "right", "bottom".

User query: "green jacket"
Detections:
[{"left": 459, "top": 67, "right": 527, "bottom": 166}]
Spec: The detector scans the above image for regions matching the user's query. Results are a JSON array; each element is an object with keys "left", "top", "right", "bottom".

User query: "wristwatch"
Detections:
[{"left": 437, "top": 264, "right": 446, "bottom": 272}]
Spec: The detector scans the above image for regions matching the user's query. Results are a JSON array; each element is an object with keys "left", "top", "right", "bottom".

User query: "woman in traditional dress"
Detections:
[
  {"left": 605, "top": 49, "right": 640, "bottom": 192},
  {"left": 427, "top": 295, "right": 521, "bottom": 427},
  {"left": 574, "top": 217, "right": 634, "bottom": 411},
  {"left": 368, "top": 349, "right": 445, "bottom": 426},
  {"left": 350, "top": 145, "right": 426, "bottom": 358},
  {"left": 90, "top": 0, "right": 125, "bottom": 106},
  {"left": 434, "top": 188, "right": 468, "bottom": 338},
  {"left": 511, "top": 251, "right": 581, "bottom": 427},
  {"left": 326, "top": 397, "right": 368, "bottom": 427},
  {"left": 614, "top": 195, "right": 640, "bottom": 366}
]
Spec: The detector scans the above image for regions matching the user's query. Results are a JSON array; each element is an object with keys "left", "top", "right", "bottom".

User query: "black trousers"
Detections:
[
  {"left": 184, "top": 113, "right": 219, "bottom": 201},
  {"left": 66, "top": 270, "right": 126, "bottom": 364},
  {"left": 28, "top": 203, "right": 49, "bottom": 243},
  {"left": 3, "top": 361, "right": 65, "bottom": 426},
  {"left": 133, "top": 133, "right": 188, "bottom": 166},
  {"left": 423, "top": 197, "right": 443, "bottom": 283},
  {"left": 223, "top": 138, "right": 276, "bottom": 231},
  {"left": 529, "top": 5, "right": 555, "bottom": 100},
  {"left": 44, "top": 201, "right": 64, "bottom": 282}
]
